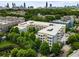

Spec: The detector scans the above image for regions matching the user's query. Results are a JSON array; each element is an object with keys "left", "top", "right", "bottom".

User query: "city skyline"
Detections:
[{"left": 0, "top": 1, "right": 79, "bottom": 8}]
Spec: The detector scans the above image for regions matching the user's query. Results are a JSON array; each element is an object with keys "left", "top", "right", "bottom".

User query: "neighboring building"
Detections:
[
  {"left": 17, "top": 22, "right": 28, "bottom": 32},
  {"left": 69, "top": 49, "right": 79, "bottom": 57},
  {"left": 17, "top": 20, "right": 50, "bottom": 32},
  {"left": 17, "top": 20, "right": 66, "bottom": 46},
  {"left": 0, "top": 16, "right": 25, "bottom": 32},
  {"left": 53, "top": 20, "right": 71, "bottom": 28},
  {"left": 52, "top": 16, "right": 74, "bottom": 28}
]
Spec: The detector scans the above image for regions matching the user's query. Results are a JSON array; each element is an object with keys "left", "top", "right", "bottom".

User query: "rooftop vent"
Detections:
[
  {"left": 47, "top": 28, "right": 53, "bottom": 31},
  {"left": 30, "top": 21, "right": 33, "bottom": 23},
  {"left": 49, "top": 24, "right": 53, "bottom": 26}
]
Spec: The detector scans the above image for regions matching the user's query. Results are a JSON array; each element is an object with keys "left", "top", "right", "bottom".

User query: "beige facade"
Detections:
[{"left": 0, "top": 16, "right": 25, "bottom": 32}]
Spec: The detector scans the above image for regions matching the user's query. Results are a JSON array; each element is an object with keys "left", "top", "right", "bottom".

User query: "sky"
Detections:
[{"left": 0, "top": 1, "right": 79, "bottom": 8}]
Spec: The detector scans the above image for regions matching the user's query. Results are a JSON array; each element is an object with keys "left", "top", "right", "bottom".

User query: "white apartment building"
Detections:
[
  {"left": 37, "top": 24, "right": 65, "bottom": 46},
  {"left": 17, "top": 20, "right": 66, "bottom": 46}
]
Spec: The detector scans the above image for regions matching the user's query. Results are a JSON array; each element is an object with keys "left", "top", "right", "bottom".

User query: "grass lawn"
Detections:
[
  {"left": 0, "top": 40, "right": 19, "bottom": 56},
  {"left": 0, "top": 40, "right": 18, "bottom": 49}
]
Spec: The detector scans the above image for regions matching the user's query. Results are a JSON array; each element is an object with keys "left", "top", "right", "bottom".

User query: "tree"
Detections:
[
  {"left": 40, "top": 41, "right": 50, "bottom": 56},
  {"left": 20, "top": 31, "right": 25, "bottom": 37},
  {"left": 26, "top": 48, "right": 37, "bottom": 57},
  {"left": 7, "top": 32, "right": 19, "bottom": 42},
  {"left": 10, "top": 27, "right": 14, "bottom": 33},
  {"left": 45, "top": 16, "right": 55, "bottom": 22},
  {"left": 14, "top": 27, "right": 19, "bottom": 33},
  {"left": 75, "top": 34, "right": 79, "bottom": 41},
  {"left": 27, "top": 26, "right": 37, "bottom": 33},
  {"left": 11, "top": 48, "right": 18, "bottom": 57},
  {"left": 0, "top": 32, "right": 4, "bottom": 37},
  {"left": 16, "top": 36, "right": 26, "bottom": 47},
  {"left": 24, "top": 32, "right": 29, "bottom": 40},
  {"left": 51, "top": 43, "right": 62, "bottom": 56},
  {"left": 31, "top": 16, "right": 44, "bottom": 21},
  {"left": 29, "top": 40, "right": 36, "bottom": 50},
  {"left": 29, "top": 32, "right": 36, "bottom": 41},
  {"left": 23, "top": 41, "right": 32, "bottom": 49},
  {"left": 16, "top": 49, "right": 27, "bottom": 57},
  {"left": 55, "top": 14, "right": 61, "bottom": 19},
  {"left": 71, "top": 42, "right": 79, "bottom": 50},
  {"left": 24, "top": 13, "right": 33, "bottom": 20},
  {"left": 68, "top": 34, "right": 77, "bottom": 44},
  {"left": 10, "top": 27, "right": 19, "bottom": 33},
  {"left": 35, "top": 38, "right": 41, "bottom": 51}
]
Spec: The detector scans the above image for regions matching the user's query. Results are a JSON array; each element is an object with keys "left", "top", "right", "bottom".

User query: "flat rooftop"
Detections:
[
  {"left": 38, "top": 23, "right": 65, "bottom": 35},
  {"left": 18, "top": 20, "right": 51, "bottom": 29},
  {"left": 0, "top": 16, "right": 24, "bottom": 25},
  {"left": 53, "top": 20, "right": 70, "bottom": 24},
  {"left": 26, "top": 20, "right": 50, "bottom": 26},
  {"left": 18, "top": 20, "right": 65, "bottom": 35}
]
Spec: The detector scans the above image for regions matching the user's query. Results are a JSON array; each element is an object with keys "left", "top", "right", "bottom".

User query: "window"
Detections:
[
  {"left": 49, "top": 43, "right": 51, "bottom": 46},
  {"left": 47, "top": 28, "right": 53, "bottom": 31},
  {"left": 38, "top": 35, "right": 40, "bottom": 36},
  {"left": 49, "top": 24, "right": 53, "bottom": 26},
  {"left": 49, "top": 40, "right": 52, "bottom": 42},
  {"left": 41, "top": 35, "right": 42, "bottom": 37},
  {"left": 47, "top": 36, "right": 52, "bottom": 39}
]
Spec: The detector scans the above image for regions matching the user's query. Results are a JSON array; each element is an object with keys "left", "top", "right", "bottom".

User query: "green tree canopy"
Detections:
[
  {"left": 11, "top": 48, "right": 18, "bottom": 57},
  {"left": 35, "top": 38, "right": 41, "bottom": 51},
  {"left": 55, "top": 14, "right": 61, "bottom": 19},
  {"left": 29, "top": 32, "right": 36, "bottom": 41},
  {"left": 27, "top": 26, "right": 38, "bottom": 33},
  {"left": 16, "top": 49, "right": 27, "bottom": 57},
  {"left": 68, "top": 34, "right": 77, "bottom": 44},
  {"left": 26, "top": 48, "right": 37, "bottom": 57},
  {"left": 16, "top": 36, "right": 26, "bottom": 47},
  {"left": 10, "top": 27, "right": 19, "bottom": 33},
  {"left": 20, "top": 31, "right": 25, "bottom": 37},
  {"left": 45, "top": 16, "right": 55, "bottom": 22},
  {"left": 0, "top": 32, "right": 4, "bottom": 37},
  {"left": 23, "top": 41, "right": 32, "bottom": 49},
  {"left": 40, "top": 41, "right": 50, "bottom": 56},
  {"left": 51, "top": 43, "right": 62, "bottom": 56},
  {"left": 71, "top": 42, "right": 79, "bottom": 50},
  {"left": 7, "top": 32, "right": 19, "bottom": 41}
]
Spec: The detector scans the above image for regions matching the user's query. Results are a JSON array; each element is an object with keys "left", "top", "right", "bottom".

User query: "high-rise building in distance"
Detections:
[
  {"left": 12, "top": 3, "right": 16, "bottom": 8},
  {"left": 6, "top": 3, "right": 9, "bottom": 8},
  {"left": 24, "top": 2, "right": 26, "bottom": 8},
  {"left": 77, "top": 3, "right": 79, "bottom": 7},
  {"left": 50, "top": 4, "right": 52, "bottom": 8},
  {"left": 46, "top": 2, "right": 48, "bottom": 8}
]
